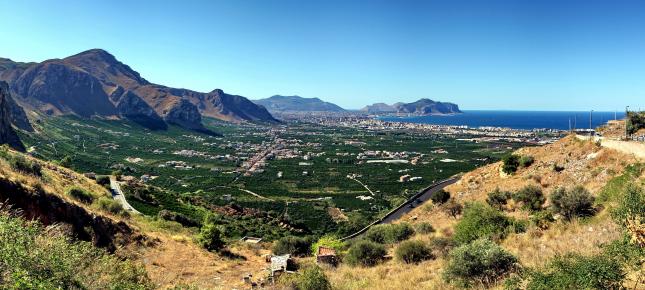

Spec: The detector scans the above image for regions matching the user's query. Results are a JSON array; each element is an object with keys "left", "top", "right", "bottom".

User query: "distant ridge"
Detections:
[
  {"left": 362, "top": 99, "right": 461, "bottom": 115},
  {"left": 253, "top": 95, "right": 345, "bottom": 113}
]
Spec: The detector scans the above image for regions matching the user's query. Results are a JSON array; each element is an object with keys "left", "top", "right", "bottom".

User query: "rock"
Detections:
[{"left": 0, "top": 81, "right": 25, "bottom": 151}]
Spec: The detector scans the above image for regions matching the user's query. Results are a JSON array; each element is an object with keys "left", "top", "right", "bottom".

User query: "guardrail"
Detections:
[{"left": 339, "top": 177, "right": 458, "bottom": 241}]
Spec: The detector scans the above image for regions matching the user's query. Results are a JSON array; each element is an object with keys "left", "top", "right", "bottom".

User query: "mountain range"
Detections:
[
  {"left": 253, "top": 95, "right": 345, "bottom": 113},
  {"left": 361, "top": 99, "right": 461, "bottom": 115},
  {"left": 0, "top": 49, "right": 278, "bottom": 133}
]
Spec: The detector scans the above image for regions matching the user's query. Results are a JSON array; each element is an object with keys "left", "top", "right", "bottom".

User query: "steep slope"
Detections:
[
  {"left": 254, "top": 95, "right": 345, "bottom": 113},
  {"left": 0, "top": 81, "right": 25, "bottom": 150},
  {"left": 0, "top": 49, "right": 277, "bottom": 130}
]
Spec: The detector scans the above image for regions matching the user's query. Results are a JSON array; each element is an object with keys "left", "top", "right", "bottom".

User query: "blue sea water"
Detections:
[{"left": 379, "top": 110, "right": 625, "bottom": 130}]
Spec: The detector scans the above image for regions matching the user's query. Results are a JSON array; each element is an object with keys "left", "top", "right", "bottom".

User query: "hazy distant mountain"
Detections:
[
  {"left": 0, "top": 49, "right": 278, "bottom": 132},
  {"left": 362, "top": 99, "right": 460, "bottom": 115},
  {"left": 253, "top": 95, "right": 345, "bottom": 112}
]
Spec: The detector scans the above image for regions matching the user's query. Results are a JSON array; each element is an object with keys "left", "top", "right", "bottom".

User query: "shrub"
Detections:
[
  {"left": 512, "top": 185, "right": 545, "bottom": 212},
  {"left": 197, "top": 218, "right": 225, "bottom": 252},
  {"left": 429, "top": 189, "right": 450, "bottom": 204},
  {"left": 96, "top": 175, "right": 111, "bottom": 186},
  {"left": 526, "top": 254, "right": 624, "bottom": 290},
  {"left": 444, "top": 200, "right": 463, "bottom": 218},
  {"left": 344, "top": 240, "right": 387, "bottom": 267},
  {"left": 10, "top": 155, "right": 42, "bottom": 176},
  {"left": 502, "top": 154, "right": 520, "bottom": 174},
  {"left": 66, "top": 186, "right": 95, "bottom": 204},
  {"left": 158, "top": 210, "right": 200, "bottom": 228},
  {"left": 59, "top": 155, "right": 72, "bottom": 168},
  {"left": 530, "top": 210, "right": 555, "bottom": 230},
  {"left": 365, "top": 223, "right": 415, "bottom": 244},
  {"left": 429, "top": 237, "right": 456, "bottom": 258},
  {"left": 97, "top": 197, "right": 127, "bottom": 216},
  {"left": 311, "top": 236, "right": 344, "bottom": 256},
  {"left": 414, "top": 222, "right": 435, "bottom": 234},
  {"left": 552, "top": 163, "right": 565, "bottom": 172},
  {"left": 273, "top": 236, "right": 313, "bottom": 257},
  {"left": 612, "top": 183, "right": 644, "bottom": 229},
  {"left": 395, "top": 240, "right": 433, "bottom": 264},
  {"left": 453, "top": 202, "right": 522, "bottom": 244},
  {"left": 518, "top": 155, "right": 534, "bottom": 168},
  {"left": 444, "top": 239, "right": 518, "bottom": 287},
  {"left": 550, "top": 186, "right": 595, "bottom": 220},
  {"left": 0, "top": 211, "right": 153, "bottom": 289},
  {"left": 295, "top": 265, "right": 332, "bottom": 290},
  {"left": 486, "top": 188, "right": 511, "bottom": 210}
]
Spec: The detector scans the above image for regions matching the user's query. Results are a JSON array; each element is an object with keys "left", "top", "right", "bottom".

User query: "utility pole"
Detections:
[
  {"left": 625, "top": 106, "right": 630, "bottom": 140},
  {"left": 589, "top": 110, "right": 593, "bottom": 136}
]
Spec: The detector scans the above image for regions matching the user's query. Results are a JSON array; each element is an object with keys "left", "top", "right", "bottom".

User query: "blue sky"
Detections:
[{"left": 0, "top": 0, "right": 643, "bottom": 110}]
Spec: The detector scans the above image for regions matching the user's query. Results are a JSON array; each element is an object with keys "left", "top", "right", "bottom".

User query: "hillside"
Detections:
[
  {"left": 0, "top": 81, "right": 24, "bottom": 150},
  {"left": 362, "top": 99, "right": 461, "bottom": 115},
  {"left": 0, "top": 49, "right": 278, "bottom": 131},
  {"left": 254, "top": 95, "right": 345, "bottom": 112},
  {"left": 325, "top": 135, "right": 644, "bottom": 289}
]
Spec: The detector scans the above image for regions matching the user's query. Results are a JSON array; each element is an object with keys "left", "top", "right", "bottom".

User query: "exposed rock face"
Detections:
[
  {"left": 0, "top": 49, "right": 278, "bottom": 131},
  {"left": 0, "top": 81, "right": 25, "bottom": 151},
  {"left": 362, "top": 99, "right": 461, "bottom": 115},
  {"left": 111, "top": 88, "right": 167, "bottom": 130},
  {"left": 253, "top": 95, "right": 345, "bottom": 113}
]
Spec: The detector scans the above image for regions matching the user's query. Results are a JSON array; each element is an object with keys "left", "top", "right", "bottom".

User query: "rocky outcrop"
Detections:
[
  {"left": 0, "top": 81, "right": 24, "bottom": 151},
  {"left": 200, "top": 89, "right": 279, "bottom": 122},
  {"left": 253, "top": 95, "right": 345, "bottom": 113},
  {"left": 111, "top": 88, "right": 167, "bottom": 130}
]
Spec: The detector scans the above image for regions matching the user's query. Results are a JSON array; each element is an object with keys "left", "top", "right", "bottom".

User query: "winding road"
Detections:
[{"left": 109, "top": 176, "right": 141, "bottom": 214}]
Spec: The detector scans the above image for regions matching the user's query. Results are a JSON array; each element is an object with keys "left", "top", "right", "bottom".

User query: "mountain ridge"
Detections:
[
  {"left": 362, "top": 99, "right": 461, "bottom": 115},
  {"left": 253, "top": 95, "right": 345, "bottom": 112}
]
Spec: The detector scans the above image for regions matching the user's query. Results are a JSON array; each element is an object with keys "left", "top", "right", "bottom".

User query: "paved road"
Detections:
[
  {"left": 340, "top": 177, "right": 459, "bottom": 240},
  {"left": 109, "top": 176, "right": 141, "bottom": 214},
  {"left": 381, "top": 178, "right": 459, "bottom": 223}
]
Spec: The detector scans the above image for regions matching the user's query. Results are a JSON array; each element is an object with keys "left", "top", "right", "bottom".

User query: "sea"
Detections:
[{"left": 378, "top": 110, "right": 626, "bottom": 131}]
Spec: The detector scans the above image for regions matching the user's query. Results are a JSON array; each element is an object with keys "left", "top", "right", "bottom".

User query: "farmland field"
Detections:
[{"left": 20, "top": 116, "right": 519, "bottom": 239}]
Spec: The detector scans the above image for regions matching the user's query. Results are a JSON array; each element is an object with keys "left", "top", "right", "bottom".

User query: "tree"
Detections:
[
  {"left": 429, "top": 189, "right": 450, "bottom": 204},
  {"left": 197, "top": 218, "right": 225, "bottom": 252},
  {"left": 273, "top": 236, "right": 313, "bottom": 257}
]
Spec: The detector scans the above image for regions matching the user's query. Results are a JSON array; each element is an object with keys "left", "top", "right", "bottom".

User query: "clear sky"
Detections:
[{"left": 0, "top": 0, "right": 643, "bottom": 111}]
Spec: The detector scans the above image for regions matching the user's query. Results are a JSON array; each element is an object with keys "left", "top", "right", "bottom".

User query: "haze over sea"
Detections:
[{"left": 379, "top": 110, "right": 626, "bottom": 130}]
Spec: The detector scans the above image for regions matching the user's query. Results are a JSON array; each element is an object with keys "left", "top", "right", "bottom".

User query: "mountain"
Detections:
[
  {"left": 253, "top": 95, "right": 345, "bottom": 112},
  {"left": 0, "top": 49, "right": 278, "bottom": 132},
  {"left": 0, "top": 81, "right": 25, "bottom": 150},
  {"left": 362, "top": 99, "right": 460, "bottom": 115}
]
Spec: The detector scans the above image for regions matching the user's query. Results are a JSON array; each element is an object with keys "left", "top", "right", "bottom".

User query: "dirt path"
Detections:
[
  {"left": 576, "top": 135, "right": 645, "bottom": 159},
  {"left": 347, "top": 176, "right": 375, "bottom": 196}
]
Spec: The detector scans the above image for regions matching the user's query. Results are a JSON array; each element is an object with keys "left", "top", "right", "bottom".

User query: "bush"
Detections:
[
  {"left": 295, "top": 265, "right": 332, "bottom": 290},
  {"left": 518, "top": 155, "right": 534, "bottom": 167},
  {"left": 612, "top": 183, "right": 644, "bottom": 229},
  {"left": 444, "top": 200, "right": 463, "bottom": 218},
  {"left": 96, "top": 175, "right": 111, "bottom": 186},
  {"left": 66, "top": 186, "right": 95, "bottom": 204},
  {"left": 311, "top": 235, "right": 345, "bottom": 256},
  {"left": 0, "top": 211, "right": 154, "bottom": 289},
  {"left": 526, "top": 253, "right": 624, "bottom": 290},
  {"left": 530, "top": 210, "right": 555, "bottom": 230},
  {"left": 444, "top": 239, "right": 518, "bottom": 287},
  {"left": 550, "top": 186, "right": 595, "bottom": 220},
  {"left": 97, "top": 197, "right": 128, "bottom": 216},
  {"left": 344, "top": 240, "right": 387, "bottom": 267},
  {"left": 453, "top": 202, "right": 522, "bottom": 244},
  {"left": 552, "top": 163, "right": 565, "bottom": 172},
  {"left": 429, "top": 189, "right": 450, "bottom": 204},
  {"left": 197, "top": 217, "right": 225, "bottom": 252},
  {"left": 512, "top": 185, "right": 545, "bottom": 212},
  {"left": 429, "top": 237, "right": 455, "bottom": 258},
  {"left": 10, "top": 155, "right": 42, "bottom": 176},
  {"left": 414, "top": 222, "right": 435, "bottom": 234},
  {"left": 273, "top": 236, "right": 313, "bottom": 257},
  {"left": 365, "top": 223, "right": 415, "bottom": 244},
  {"left": 395, "top": 240, "right": 433, "bottom": 264},
  {"left": 59, "top": 155, "right": 72, "bottom": 168},
  {"left": 502, "top": 154, "right": 520, "bottom": 174},
  {"left": 486, "top": 188, "right": 511, "bottom": 210}
]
